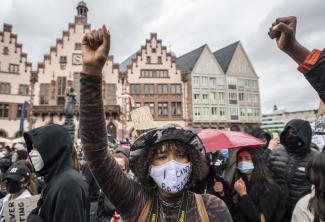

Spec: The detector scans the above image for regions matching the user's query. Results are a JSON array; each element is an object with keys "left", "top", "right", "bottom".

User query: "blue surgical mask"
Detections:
[{"left": 237, "top": 161, "right": 254, "bottom": 174}]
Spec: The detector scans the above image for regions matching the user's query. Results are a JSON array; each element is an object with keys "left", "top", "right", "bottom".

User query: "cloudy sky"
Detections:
[{"left": 1, "top": 0, "right": 324, "bottom": 113}]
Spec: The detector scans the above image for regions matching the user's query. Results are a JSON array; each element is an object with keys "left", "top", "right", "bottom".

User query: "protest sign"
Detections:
[
  {"left": 314, "top": 116, "right": 325, "bottom": 135},
  {"left": 4, "top": 195, "right": 40, "bottom": 222},
  {"left": 130, "top": 106, "right": 156, "bottom": 130}
]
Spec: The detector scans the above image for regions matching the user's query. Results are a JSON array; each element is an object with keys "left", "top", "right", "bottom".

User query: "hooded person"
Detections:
[
  {"left": 268, "top": 119, "right": 316, "bottom": 222},
  {"left": 23, "top": 124, "right": 88, "bottom": 222}
]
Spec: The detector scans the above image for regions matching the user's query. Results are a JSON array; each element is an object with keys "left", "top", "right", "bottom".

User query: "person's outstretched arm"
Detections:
[
  {"left": 79, "top": 25, "right": 146, "bottom": 220},
  {"left": 269, "top": 16, "right": 325, "bottom": 102}
]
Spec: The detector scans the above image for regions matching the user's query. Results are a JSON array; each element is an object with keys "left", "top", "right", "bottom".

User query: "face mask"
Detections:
[
  {"left": 11, "top": 153, "right": 18, "bottom": 163},
  {"left": 237, "top": 161, "right": 254, "bottom": 174},
  {"left": 285, "top": 135, "right": 303, "bottom": 148},
  {"left": 29, "top": 150, "right": 44, "bottom": 172},
  {"left": 149, "top": 160, "right": 192, "bottom": 194},
  {"left": 6, "top": 181, "right": 22, "bottom": 194}
]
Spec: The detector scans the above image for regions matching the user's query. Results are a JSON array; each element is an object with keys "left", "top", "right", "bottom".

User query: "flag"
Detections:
[{"left": 19, "top": 101, "right": 29, "bottom": 133}]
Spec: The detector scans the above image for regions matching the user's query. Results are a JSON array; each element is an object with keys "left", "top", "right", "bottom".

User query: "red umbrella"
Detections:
[{"left": 197, "top": 129, "right": 265, "bottom": 152}]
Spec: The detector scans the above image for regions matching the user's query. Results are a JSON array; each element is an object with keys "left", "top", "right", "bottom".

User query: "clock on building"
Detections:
[{"left": 72, "top": 53, "right": 83, "bottom": 65}]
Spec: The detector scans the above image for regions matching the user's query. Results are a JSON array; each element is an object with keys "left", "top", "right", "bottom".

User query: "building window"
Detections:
[
  {"left": 194, "top": 94, "right": 200, "bottom": 101},
  {"left": 75, "top": 43, "right": 82, "bottom": 50},
  {"left": 158, "top": 102, "right": 168, "bottom": 116},
  {"left": 157, "top": 56, "right": 162, "bottom": 64},
  {"left": 130, "top": 84, "right": 141, "bottom": 94},
  {"left": 170, "top": 84, "right": 181, "bottom": 94},
  {"left": 57, "top": 77, "right": 66, "bottom": 96},
  {"left": 18, "top": 85, "right": 29, "bottom": 96},
  {"left": 0, "top": 83, "right": 11, "bottom": 94},
  {"left": 0, "top": 103, "right": 9, "bottom": 118},
  {"left": 106, "top": 84, "right": 117, "bottom": 105},
  {"left": 57, "top": 97, "right": 65, "bottom": 106},
  {"left": 219, "top": 107, "right": 226, "bottom": 116},
  {"left": 60, "top": 56, "right": 67, "bottom": 64},
  {"left": 229, "top": 92, "right": 237, "bottom": 100},
  {"left": 253, "top": 108, "right": 260, "bottom": 116},
  {"left": 157, "top": 84, "right": 168, "bottom": 94},
  {"left": 8, "top": 64, "right": 19, "bottom": 73},
  {"left": 211, "top": 92, "right": 217, "bottom": 102},
  {"left": 157, "top": 70, "right": 169, "bottom": 78},
  {"left": 247, "top": 108, "right": 253, "bottom": 117},
  {"left": 230, "top": 107, "right": 239, "bottom": 120},
  {"left": 152, "top": 48, "right": 156, "bottom": 53},
  {"left": 171, "top": 102, "right": 182, "bottom": 115},
  {"left": 211, "top": 107, "right": 218, "bottom": 116},
  {"left": 2, "top": 47, "right": 9, "bottom": 55},
  {"left": 194, "top": 107, "right": 201, "bottom": 117},
  {"left": 240, "top": 108, "right": 246, "bottom": 116},
  {"left": 146, "top": 56, "right": 151, "bottom": 64},
  {"left": 202, "top": 107, "right": 209, "bottom": 118},
  {"left": 17, "top": 104, "right": 28, "bottom": 118},
  {"left": 193, "top": 77, "right": 200, "bottom": 87},
  {"left": 144, "top": 84, "right": 154, "bottom": 94},
  {"left": 218, "top": 92, "right": 225, "bottom": 101},
  {"left": 40, "top": 84, "right": 50, "bottom": 105},
  {"left": 140, "top": 70, "right": 153, "bottom": 78},
  {"left": 202, "top": 94, "right": 209, "bottom": 100},
  {"left": 144, "top": 102, "right": 155, "bottom": 115},
  {"left": 209, "top": 78, "right": 216, "bottom": 88},
  {"left": 135, "top": 102, "right": 141, "bottom": 108},
  {"left": 201, "top": 77, "right": 209, "bottom": 87},
  {"left": 239, "top": 93, "right": 244, "bottom": 101}
]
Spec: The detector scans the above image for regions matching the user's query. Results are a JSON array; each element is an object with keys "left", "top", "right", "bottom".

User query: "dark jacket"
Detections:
[
  {"left": 24, "top": 124, "right": 89, "bottom": 222},
  {"left": 304, "top": 49, "right": 325, "bottom": 103},
  {"left": 232, "top": 175, "right": 283, "bottom": 222},
  {"left": 268, "top": 119, "right": 315, "bottom": 222}
]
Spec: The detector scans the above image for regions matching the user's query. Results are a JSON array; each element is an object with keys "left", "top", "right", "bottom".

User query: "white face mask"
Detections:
[
  {"left": 29, "top": 149, "right": 44, "bottom": 172},
  {"left": 149, "top": 160, "right": 192, "bottom": 194}
]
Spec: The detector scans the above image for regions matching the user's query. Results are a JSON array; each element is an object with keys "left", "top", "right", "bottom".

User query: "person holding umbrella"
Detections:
[{"left": 232, "top": 148, "right": 285, "bottom": 222}]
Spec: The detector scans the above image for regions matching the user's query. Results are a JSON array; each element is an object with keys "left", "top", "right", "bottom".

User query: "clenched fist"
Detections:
[
  {"left": 268, "top": 16, "right": 310, "bottom": 64},
  {"left": 82, "top": 25, "right": 110, "bottom": 75}
]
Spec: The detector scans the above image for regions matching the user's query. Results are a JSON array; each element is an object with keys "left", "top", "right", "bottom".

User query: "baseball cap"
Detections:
[{"left": 3, "top": 164, "right": 31, "bottom": 182}]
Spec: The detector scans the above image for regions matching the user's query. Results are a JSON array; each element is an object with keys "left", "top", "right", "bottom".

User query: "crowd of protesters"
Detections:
[{"left": 0, "top": 15, "right": 323, "bottom": 222}]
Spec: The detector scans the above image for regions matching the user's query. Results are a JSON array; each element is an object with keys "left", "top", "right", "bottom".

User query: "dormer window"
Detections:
[{"left": 2, "top": 47, "right": 9, "bottom": 55}]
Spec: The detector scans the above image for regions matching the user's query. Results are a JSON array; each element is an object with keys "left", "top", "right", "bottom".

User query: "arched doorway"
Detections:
[{"left": 107, "top": 122, "right": 117, "bottom": 143}]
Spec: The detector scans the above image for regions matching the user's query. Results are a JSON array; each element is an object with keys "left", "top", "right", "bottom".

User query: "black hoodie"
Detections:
[
  {"left": 268, "top": 119, "right": 315, "bottom": 222},
  {"left": 24, "top": 124, "right": 89, "bottom": 222}
]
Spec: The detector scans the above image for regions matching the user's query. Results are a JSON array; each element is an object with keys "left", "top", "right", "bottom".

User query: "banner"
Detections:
[
  {"left": 130, "top": 106, "right": 156, "bottom": 130},
  {"left": 4, "top": 195, "right": 40, "bottom": 222}
]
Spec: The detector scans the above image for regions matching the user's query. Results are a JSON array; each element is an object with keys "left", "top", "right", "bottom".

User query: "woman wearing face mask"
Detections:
[
  {"left": 79, "top": 26, "right": 232, "bottom": 222},
  {"left": 0, "top": 164, "right": 32, "bottom": 221},
  {"left": 232, "top": 148, "right": 285, "bottom": 222}
]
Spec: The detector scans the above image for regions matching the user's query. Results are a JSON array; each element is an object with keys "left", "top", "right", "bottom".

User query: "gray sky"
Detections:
[{"left": 1, "top": 0, "right": 324, "bottom": 114}]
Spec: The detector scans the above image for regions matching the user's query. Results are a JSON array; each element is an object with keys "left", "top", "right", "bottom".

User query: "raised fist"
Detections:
[
  {"left": 268, "top": 16, "right": 297, "bottom": 52},
  {"left": 82, "top": 25, "right": 110, "bottom": 75}
]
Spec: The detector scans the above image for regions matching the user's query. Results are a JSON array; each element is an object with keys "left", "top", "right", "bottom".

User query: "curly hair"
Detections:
[
  {"left": 131, "top": 140, "right": 202, "bottom": 190},
  {"left": 306, "top": 152, "right": 325, "bottom": 222}
]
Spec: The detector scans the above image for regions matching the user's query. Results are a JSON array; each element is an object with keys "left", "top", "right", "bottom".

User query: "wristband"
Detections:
[{"left": 298, "top": 49, "right": 321, "bottom": 74}]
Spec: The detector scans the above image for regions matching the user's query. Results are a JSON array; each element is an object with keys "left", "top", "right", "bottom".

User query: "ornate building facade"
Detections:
[{"left": 0, "top": 1, "right": 263, "bottom": 142}]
